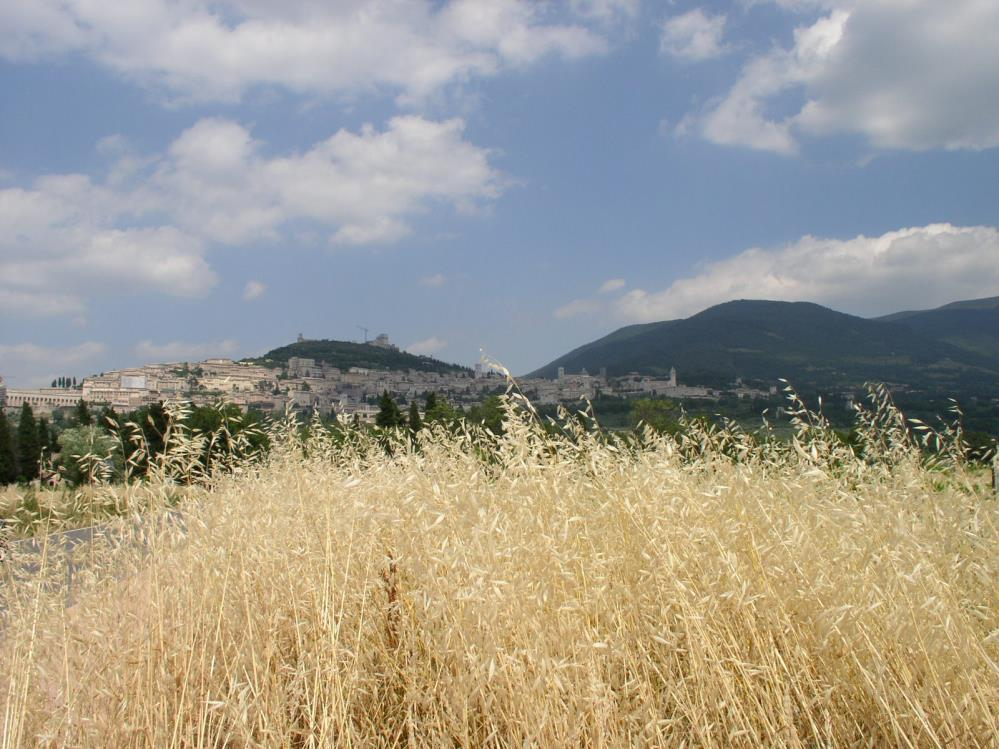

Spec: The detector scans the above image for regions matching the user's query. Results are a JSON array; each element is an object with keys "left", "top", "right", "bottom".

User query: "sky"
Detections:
[{"left": 1, "top": 0, "right": 998, "bottom": 386}]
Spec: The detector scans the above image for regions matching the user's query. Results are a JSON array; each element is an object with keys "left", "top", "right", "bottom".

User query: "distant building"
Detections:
[
  {"left": 3, "top": 388, "right": 83, "bottom": 415},
  {"left": 288, "top": 357, "right": 321, "bottom": 378},
  {"left": 370, "top": 333, "right": 399, "bottom": 351}
]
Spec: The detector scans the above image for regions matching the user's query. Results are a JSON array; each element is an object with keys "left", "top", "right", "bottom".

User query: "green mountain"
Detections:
[
  {"left": 526, "top": 299, "right": 999, "bottom": 394},
  {"left": 251, "top": 339, "right": 470, "bottom": 375},
  {"left": 875, "top": 296, "right": 999, "bottom": 359}
]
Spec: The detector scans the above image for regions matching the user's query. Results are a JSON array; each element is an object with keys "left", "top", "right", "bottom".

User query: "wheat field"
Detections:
[{"left": 1, "top": 392, "right": 997, "bottom": 747}]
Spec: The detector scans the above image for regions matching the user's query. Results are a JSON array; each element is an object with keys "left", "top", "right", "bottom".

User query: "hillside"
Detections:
[
  {"left": 527, "top": 299, "right": 999, "bottom": 394},
  {"left": 875, "top": 296, "right": 999, "bottom": 359},
  {"left": 251, "top": 339, "right": 470, "bottom": 375}
]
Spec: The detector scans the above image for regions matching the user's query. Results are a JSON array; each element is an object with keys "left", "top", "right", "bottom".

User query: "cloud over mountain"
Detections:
[
  {"left": 555, "top": 224, "right": 999, "bottom": 323},
  {"left": 615, "top": 224, "right": 999, "bottom": 321}
]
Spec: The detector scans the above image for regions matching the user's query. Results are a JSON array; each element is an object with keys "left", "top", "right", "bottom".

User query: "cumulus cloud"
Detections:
[
  {"left": 133, "top": 339, "right": 240, "bottom": 363},
  {"left": 660, "top": 9, "right": 727, "bottom": 61},
  {"left": 0, "top": 172, "right": 215, "bottom": 317},
  {"left": 598, "top": 278, "right": 626, "bottom": 293},
  {"left": 0, "top": 0, "right": 607, "bottom": 103},
  {"left": 243, "top": 280, "right": 266, "bottom": 300},
  {"left": 419, "top": 273, "right": 447, "bottom": 287},
  {"left": 0, "top": 116, "right": 502, "bottom": 318},
  {"left": 0, "top": 341, "right": 108, "bottom": 387},
  {"left": 149, "top": 116, "right": 504, "bottom": 246},
  {"left": 407, "top": 336, "right": 447, "bottom": 356},
  {"left": 694, "top": 0, "right": 999, "bottom": 153},
  {"left": 612, "top": 224, "right": 999, "bottom": 322}
]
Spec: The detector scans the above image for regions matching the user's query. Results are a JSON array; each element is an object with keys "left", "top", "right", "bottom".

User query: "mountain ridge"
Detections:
[{"left": 526, "top": 297, "right": 999, "bottom": 395}]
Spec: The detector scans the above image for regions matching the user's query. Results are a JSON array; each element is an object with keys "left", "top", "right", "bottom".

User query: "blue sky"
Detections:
[{"left": 1, "top": 0, "right": 998, "bottom": 386}]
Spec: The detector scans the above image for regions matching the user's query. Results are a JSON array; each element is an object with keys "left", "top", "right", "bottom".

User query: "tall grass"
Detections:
[{"left": 1, "top": 388, "right": 997, "bottom": 747}]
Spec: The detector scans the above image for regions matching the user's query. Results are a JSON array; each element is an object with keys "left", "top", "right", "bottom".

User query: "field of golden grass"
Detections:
[{"left": 1, "top": 395, "right": 997, "bottom": 747}]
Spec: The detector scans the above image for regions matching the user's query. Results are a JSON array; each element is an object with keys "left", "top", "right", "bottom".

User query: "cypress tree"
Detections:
[
  {"left": 74, "top": 399, "right": 93, "bottom": 426},
  {"left": 16, "top": 403, "right": 40, "bottom": 482},
  {"left": 375, "top": 391, "right": 403, "bottom": 428},
  {"left": 37, "top": 417, "right": 50, "bottom": 463},
  {"left": 408, "top": 401, "right": 423, "bottom": 432},
  {"left": 0, "top": 412, "right": 16, "bottom": 485}
]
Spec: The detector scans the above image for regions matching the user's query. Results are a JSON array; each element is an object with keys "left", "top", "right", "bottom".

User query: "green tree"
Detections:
[
  {"left": 51, "top": 379, "right": 58, "bottom": 388},
  {"left": 16, "top": 403, "right": 41, "bottom": 482},
  {"left": 56, "top": 426, "right": 118, "bottom": 485},
  {"left": 0, "top": 411, "right": 17, "bottom": 485},
  {"left": 140, "top": 401, "right": 170, "bottom": 461},
  {"left": 114, "top": 402, "right": 170, "bottom": 476},
  {"left": 408, "top": 401, "right": 423, "bottom": 433},
  {"left": 425, "top": 393, "right": 460, "bottom": 427},
  {"left": 466, "top": 395, "right": 505, "bottom": 435},
  {"left": 37, "top": 417, "right": 51, "bottom": 463},
  {"left": 375, "top": 391, "right": 404, "bottom": 428},
  {"left": 98, "top": 405, "right": 119, "bottom": 430},
  {"left": 74, "top": 399, "right": 93, "bottom": 426},
  {"left": 631, "top": 398, "right": 680, "bottom": 435}
]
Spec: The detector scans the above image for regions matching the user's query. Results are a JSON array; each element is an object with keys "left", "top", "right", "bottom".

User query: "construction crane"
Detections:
[{"left": 356, "top": 325, "right": 369, "bottom": 343}]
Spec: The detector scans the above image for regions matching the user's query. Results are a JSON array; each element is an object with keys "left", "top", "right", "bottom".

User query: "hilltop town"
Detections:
[{"left": 0, "top": 333, "right": 776, "bottom": 423}]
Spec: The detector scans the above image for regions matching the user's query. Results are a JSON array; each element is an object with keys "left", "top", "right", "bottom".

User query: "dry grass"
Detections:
[
  {"left": 0, "top": 484, "right": 191, "bottom": 540},
  {"left": 1, "top": 393, "right": 997, "bottom": 747}
]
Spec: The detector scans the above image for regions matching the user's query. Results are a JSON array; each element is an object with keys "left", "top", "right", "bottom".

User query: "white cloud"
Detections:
[
  {"left": 0, "top": 179, "right": 215, "bottom": 316},
  {"left": 419, "top": 273, "right": 447, "bottom": 287},
  {"left": 0, "top": 116, "right": 502, "bottom": 318},
  {"left": 0, "top": 342, "right": 108, "bottom": 388},
  {"left": 612, "top": 224, "right": 999, "bottom": 322},
  {"left": 407, "top": 336, "right": 447, "bottom": 356},
  {"left": 695, "top": 0, "right": 999, "bottom": 153},
  {"left": 151, "top": 116, "right": 504, "bottom": 246},
  {"left": 554, "top": 297, "right": 602, "bottom": 320},
  {"left": 243, "top": 280, "right": 266, "bottom": 300},
  {"left": 598, "top": 278, "right": 626, "bottom": 293},
  {"left": 0, "top": 289, "right": 85, "bottom": 318},
  {"left": 0, "top": 0, "right": 607, "bottom": 104},
  {"left": 660, "top": 9, "right": 727, "bottom": 61},
  {"left": 133, "top": 339, "right": 240, "bottom": 363},
  {"left": 570, "top": 0, "right": 640, "bottom": 23}
]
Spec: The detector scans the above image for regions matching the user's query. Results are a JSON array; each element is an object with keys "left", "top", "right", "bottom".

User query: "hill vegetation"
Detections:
[
  {"left": 876, "top": 296, "right": 999, "bottom": 359},
  {"left": 528, "top": 299, "right": 999, "bottom": 395},
  {"left": 251, "top": 338, "right": 470, "bottom": 375}
]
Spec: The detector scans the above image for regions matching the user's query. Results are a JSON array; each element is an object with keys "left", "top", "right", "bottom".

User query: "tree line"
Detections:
[
  {"left": 0, "top": 392, "right": 680, "bottom": 487},
  {"left": 0, "top": 399, "right": 268, "bottom": 487}
]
